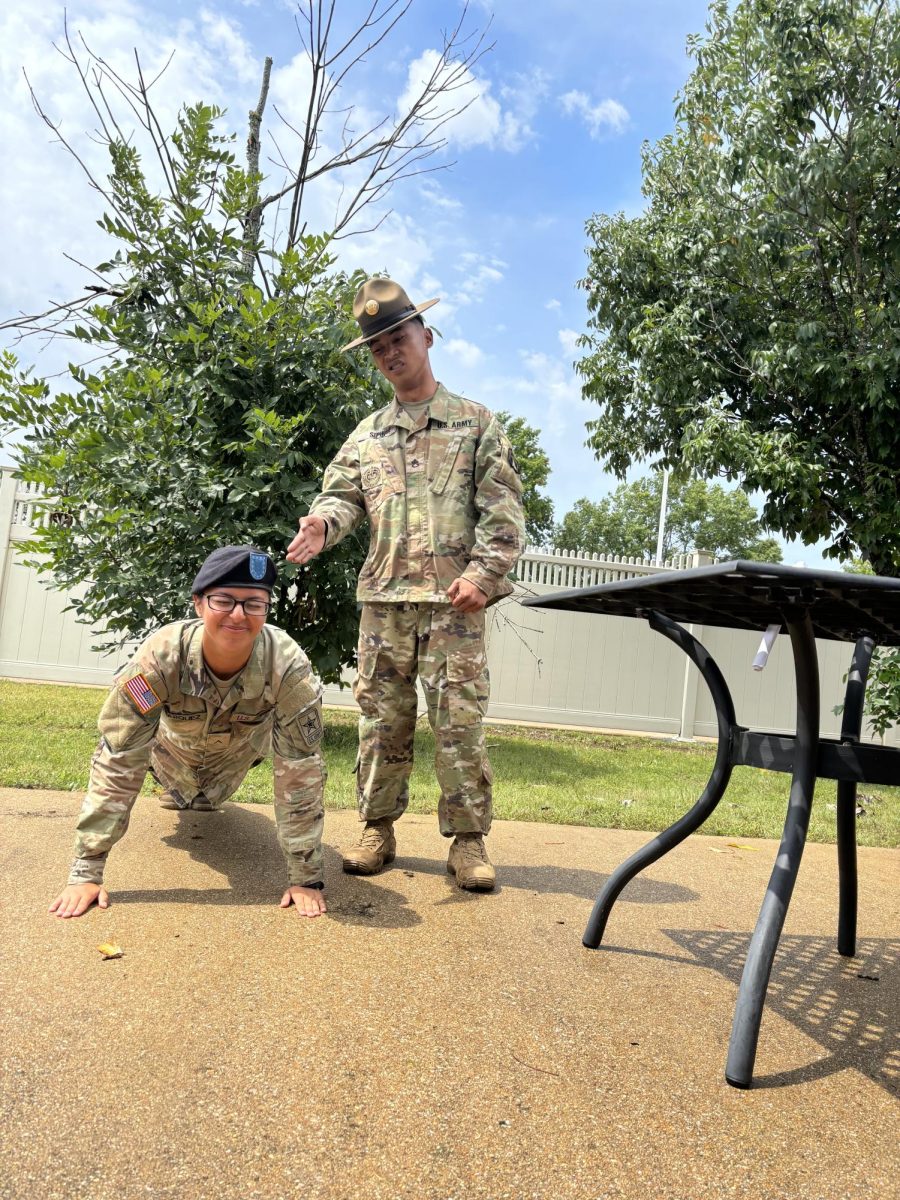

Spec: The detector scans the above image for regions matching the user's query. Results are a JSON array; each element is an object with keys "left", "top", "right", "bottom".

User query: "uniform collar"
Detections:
[
  {"left": 387, "top": 383, "right": 449, "bottom": 431},
  {"left": 181, "top": 622, "right": 267, "bottom": 701}
]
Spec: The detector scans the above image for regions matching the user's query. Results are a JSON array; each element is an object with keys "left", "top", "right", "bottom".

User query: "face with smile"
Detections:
[
  {"left": 368, "top": 318, "right": 435, "bottom": 402},
  {"left": 192, "top": 586, "right": 270, "bottom": 672}
]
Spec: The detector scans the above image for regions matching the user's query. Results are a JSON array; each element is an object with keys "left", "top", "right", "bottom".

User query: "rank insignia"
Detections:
[{"left": 121, "top": 672, "right": 162, "bottom": 715}]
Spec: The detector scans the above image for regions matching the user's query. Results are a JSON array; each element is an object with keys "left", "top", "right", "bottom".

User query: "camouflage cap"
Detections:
[
  {"left": 191, "top": 546, "right": 277, "bottom": 594},
  {"left": 340, "top": 277, "right": 439, "bottom": 352}
]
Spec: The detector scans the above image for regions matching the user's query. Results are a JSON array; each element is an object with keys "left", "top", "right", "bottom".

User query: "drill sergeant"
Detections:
[
  {"left": 49, "top": 545, "right": 328, "bottom": 919},
  {"left": 287, "top": 277, "right": 525, "bottom": 890}
]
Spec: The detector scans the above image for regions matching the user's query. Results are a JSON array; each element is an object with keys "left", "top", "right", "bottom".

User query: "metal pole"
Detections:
[
  {"left": 655, "top": 469, "right": 670, "bottom": 566},
  {"left": 725, "top": 609, "right": 819, "bottom": 1088},
  {"left": 836, "top": 635, "right": 874, "bottom": 957},
  {"left": 583, "top": 610, "right": 736, "bottom": 948}
]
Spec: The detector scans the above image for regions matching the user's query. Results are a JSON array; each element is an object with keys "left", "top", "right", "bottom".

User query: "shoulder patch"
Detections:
[
  {"left": 297, "top": 706, "right": 324, "bottom": 748},
  {"left": 120, "top": 672, "right": 162, "bottom": 715}
]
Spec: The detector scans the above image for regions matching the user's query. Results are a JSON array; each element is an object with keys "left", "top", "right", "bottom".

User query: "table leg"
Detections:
[
  {"left": 836, "top": 635, "right": 874, "bottom": 958},
  {"left": 725, "top": 610, "right": 819, "bottom": 1088},
  {"left": 582, "top": 610, "right": 737, "bottom": 949}
]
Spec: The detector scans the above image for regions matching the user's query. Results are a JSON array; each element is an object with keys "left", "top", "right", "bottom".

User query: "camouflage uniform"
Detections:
[
  {"left": 309, "top": 383, "right": 524, "bottom": 834},
  {"left": 68, "top": 620, "right": 326, "bottom": 887}
]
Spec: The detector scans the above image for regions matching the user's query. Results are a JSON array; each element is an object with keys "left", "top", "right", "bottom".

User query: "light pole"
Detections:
[{"left": 655, "top": 469, "right": 670, "bottom": 566}]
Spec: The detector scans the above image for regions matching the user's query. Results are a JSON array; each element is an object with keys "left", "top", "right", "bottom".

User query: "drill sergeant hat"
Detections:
[
  {"left": 339, "top": 277, "right": 439, "bottom": 352},
  {"left": 191, "top": 545, "right": 277, "bottom": 595}
]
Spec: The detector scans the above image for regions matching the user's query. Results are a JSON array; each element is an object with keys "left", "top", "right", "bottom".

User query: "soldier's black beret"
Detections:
[{"left": 191, "top": 545, "right": 277, "bottom": 594}]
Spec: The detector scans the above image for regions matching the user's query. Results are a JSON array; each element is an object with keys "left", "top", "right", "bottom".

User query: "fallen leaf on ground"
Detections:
[
  {"left": 726, "top": 842, "right": 760, "bottom": 851},
  {"left": 97, "top": 943, "right": 124, "bottom": 959}
]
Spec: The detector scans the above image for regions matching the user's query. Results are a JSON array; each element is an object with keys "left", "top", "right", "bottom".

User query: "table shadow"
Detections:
[{"left": 602, "top": 930, "right": 899, "bottom": 1095}]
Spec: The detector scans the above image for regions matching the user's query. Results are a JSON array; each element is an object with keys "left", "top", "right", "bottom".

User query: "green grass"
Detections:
[{"left": 1, "top": 679, "right": 897, "bottom": 847}]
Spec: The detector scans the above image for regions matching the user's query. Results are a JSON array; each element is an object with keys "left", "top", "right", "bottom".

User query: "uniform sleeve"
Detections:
[
  {"left": 308, "top": 434, "right": 367, "bottom": 550},
  {"left": 271, "top": 664, "right": 328, "bottom": 887},
  {"left": 461, "top": 415, "right": 526, "bottom": 599},
  {"left": 68, "top": 645, "right": 168, "bottom": 885}
]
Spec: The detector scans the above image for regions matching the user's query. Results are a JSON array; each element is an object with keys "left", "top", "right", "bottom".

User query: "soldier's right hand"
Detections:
[
  {"left": 48, "top": 883, "right": 110, "bottom": 918},
  {"left": 286, "top": 515, "right": 326, "bottom": 565}
]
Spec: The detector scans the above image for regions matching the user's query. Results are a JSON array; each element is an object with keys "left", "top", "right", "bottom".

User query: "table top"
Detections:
[{"left": 520, "top": 560, "right": 900, "bottom": 644}]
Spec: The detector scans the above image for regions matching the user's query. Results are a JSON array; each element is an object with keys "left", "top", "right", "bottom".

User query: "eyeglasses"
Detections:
[{"left": 204, "top": 593, "right": 271, "bottom": 617}]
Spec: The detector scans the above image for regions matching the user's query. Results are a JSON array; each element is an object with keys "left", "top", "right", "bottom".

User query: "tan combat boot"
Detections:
[
  {"left": 447, "top": 834, "right": 495, "bottom": 891},
  {"left": 341, "top": 819, "right": 397, "bottom": 875}
]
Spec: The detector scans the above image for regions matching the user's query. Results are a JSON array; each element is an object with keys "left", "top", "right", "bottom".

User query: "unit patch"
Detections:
[
  {"left": 121, "top": 673, "right": 162, "bottom": 716},
  {"left": 297, "top": 706, "right": 324, "bottom": 747}
]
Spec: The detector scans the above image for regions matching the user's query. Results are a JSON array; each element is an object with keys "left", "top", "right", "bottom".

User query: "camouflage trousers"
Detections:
[
  {"left": 353, "top": 602, "right": 492, "bottom": 836},
  {"left": 148, "top": 739, "right": 265, "bottom": 810}
]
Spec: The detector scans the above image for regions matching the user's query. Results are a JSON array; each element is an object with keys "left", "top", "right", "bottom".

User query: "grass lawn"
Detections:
[{"left": 1, "top": 679, "right": 898, "bottom": 847}]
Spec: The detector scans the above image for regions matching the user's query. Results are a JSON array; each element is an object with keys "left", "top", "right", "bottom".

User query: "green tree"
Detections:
[
  {"left": 577, "top": 0, "right": 900, "bottom": 576},
  {"left": 554, "top": 474, "right": 783, "bottom": 562},
  {"left": 495, "top": 411, "right": 554, "bottom": 546},
  {"left": 0, "top": 4, "right": 490, "bottom": 682},
  {"left": 0, "top": 105, "right": 384, "bottom": 681}
]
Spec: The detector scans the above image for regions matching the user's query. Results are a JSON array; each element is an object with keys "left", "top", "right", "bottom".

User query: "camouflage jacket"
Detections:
[
  {"left": 69, "top": 621, "right": 326, "bottom": 888},
  {"left": 309, "top": 384, "right": 525, "bottom": 604}
]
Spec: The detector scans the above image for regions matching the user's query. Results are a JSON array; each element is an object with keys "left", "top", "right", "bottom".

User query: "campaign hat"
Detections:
[{"left": 340, "top": 277, "right": 439, "bottom": 352}]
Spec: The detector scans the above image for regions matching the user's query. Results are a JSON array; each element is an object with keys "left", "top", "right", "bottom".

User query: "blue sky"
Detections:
[{"left": 0, "top": 0, "right": 828, "bottom": 565}]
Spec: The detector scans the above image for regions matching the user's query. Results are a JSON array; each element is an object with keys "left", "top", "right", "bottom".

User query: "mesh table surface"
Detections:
[{"left": 520, "top": 560, "right": 900, "bottom": 645}]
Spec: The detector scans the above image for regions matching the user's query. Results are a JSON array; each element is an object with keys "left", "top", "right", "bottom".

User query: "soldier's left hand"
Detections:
[
  {"left": 447, "top": 577, "right": 488, "bottom": 612},
  {"left": 280, "top": 885, "right": 327, "bottom": 918}
]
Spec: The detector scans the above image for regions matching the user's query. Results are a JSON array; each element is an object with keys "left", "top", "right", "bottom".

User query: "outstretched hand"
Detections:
[
  {"left": 286, "top": 515, "right": 326, "bottom": 565},
  {"left": 49, "top": 882, "right": 109, "bottom": 918},
  {"left": 280, "top": 886, "right": 327, "bottom": 918}
]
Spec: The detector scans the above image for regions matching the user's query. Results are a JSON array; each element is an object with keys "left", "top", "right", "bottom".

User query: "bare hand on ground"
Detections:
[
  {"left": 49, "top": 883, "right": 109, "bottom": 918},
  {"left": 447, "top": 577, "right": 488, "bottom": 612},
  {"left": 286, "top": 516, "right": 326, "bottom": 565},
  {"left": 280, "top": 886, "right": 328, "bottom": 918}
]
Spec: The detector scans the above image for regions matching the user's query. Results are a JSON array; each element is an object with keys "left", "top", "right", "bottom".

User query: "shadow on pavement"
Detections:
[
  {"left": 599, "top": 930, "right": 899, "bottom": 1095},
  {"left": 392, "top": 853, "right": 699, "bottom": 906},
  {"left": 112, "top": 803, "right": 422, "bottom": 929}
]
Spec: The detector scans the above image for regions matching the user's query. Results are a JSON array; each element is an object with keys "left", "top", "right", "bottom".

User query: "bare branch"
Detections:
[{"left": 242, "top": 56, "right": 273, "bottom": 274}]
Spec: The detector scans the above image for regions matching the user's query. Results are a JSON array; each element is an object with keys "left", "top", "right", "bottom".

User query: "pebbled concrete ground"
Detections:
[{"left": 1, "top": 788, "right": 897, "bottom": 1200}]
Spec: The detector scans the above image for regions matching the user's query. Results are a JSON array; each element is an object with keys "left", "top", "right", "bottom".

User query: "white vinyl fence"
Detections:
[{"left": 1, "top": 467, "right": 894, "bottom": 744}]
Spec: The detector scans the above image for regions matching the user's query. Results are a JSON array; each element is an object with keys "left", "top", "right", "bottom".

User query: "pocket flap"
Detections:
[
  {"left": 446, "top": 648, "right": 485, "bottom": 683},
  {"left": 430, "top": 434, "right": 463, "bottom": 495},
  {"left": 357, "top": 647, "right": 379, "bottom": 679}
]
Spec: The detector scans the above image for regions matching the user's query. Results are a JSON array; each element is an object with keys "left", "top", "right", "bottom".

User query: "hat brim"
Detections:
[{"left": 339, "top": 297, "right": 439, "bottom": 353}]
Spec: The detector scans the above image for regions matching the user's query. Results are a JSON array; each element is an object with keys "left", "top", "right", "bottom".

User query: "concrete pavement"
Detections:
[{"left": 1, "top": 788, "right": 897, "bottom": 1200}]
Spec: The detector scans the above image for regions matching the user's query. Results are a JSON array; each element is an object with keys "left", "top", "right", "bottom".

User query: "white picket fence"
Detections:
[{"left": 1, "top": 467, "right": 893, "bottom": 744}]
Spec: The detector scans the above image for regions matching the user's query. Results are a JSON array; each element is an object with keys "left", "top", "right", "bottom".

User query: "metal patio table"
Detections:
[{"left": 521, "top": 560, "right": 900, "bottom": 1088}]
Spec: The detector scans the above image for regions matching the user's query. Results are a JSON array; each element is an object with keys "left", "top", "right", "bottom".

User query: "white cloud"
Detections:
[
  {"left": 558, "top": 328, "right": 580, "bottom": 356},
  {"left": 337, "top": 211, "right": 436, "bottom": 293},
  {"left": 445, "top": 338, "right": 484, "bottom": 368},
  {"left": 560, "top": 89, "right": 629, "bottom": 137},
  {"left": 417, "top": 179, "right": 463, "bottom": 212},
  {"left": 0, "top": 1, "right": 262, "bottom": 342},
  {"left": 453, "top": 252, "right": 506, "bottom": 306},
  {"left": 545, "top": 298, "right": 561, "bottom": 311},
  {"left": 478, "top": 346, "right": 589, "bottom": 440},
  {"left": 397, "top": 49, "right": 537, "bottom": 153}
]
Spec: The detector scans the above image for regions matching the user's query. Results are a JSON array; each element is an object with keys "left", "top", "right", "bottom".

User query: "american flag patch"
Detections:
[{"left": 121, "top": 672, "right": 162, "bottom": 715}]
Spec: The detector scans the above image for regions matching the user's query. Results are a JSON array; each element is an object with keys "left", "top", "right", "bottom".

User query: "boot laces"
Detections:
[
  {"left": 457, "top": 835, "right": 487, "bottom": 863},
  {"left": 359, "top": 822, "right": 389, "bottom": 849}
]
